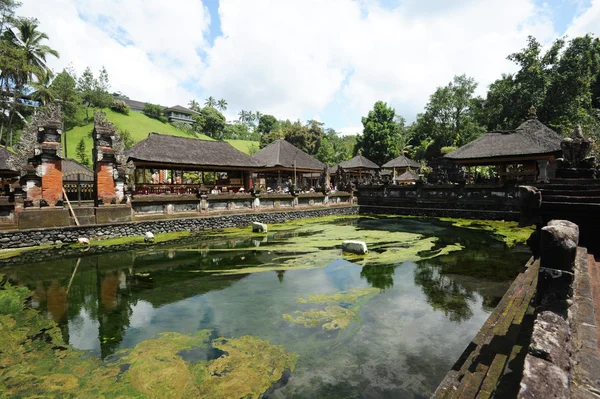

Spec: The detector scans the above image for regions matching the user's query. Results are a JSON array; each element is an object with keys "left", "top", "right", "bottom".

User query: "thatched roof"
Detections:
[
  {"left": 382, "top": 155, "right": 420, "bottom": 169},
  {"left": 128, "top": 133, "right": 262, "bottom": 168},
  {"left": 338, "top": 154, "right": 379, "bottom": 170},
  {"left": 62, "top": 158, "right": 94, "bottom": 182},
  {"left": 252, "top": 139, "right": 325, "bottom": 171},
  {"left": 397, "top": 170, "right": 420, "bottom": 182},
  {"left": 122, "top": 98, "right": 148, "bottom": 111},
  {"left": 445, "top": 117, "right": 562, "bottom": 161}
]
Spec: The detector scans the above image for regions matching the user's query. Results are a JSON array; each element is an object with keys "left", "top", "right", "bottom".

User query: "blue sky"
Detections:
[{"left": 23, "top": 0, "right": 600, "bottom": 134}]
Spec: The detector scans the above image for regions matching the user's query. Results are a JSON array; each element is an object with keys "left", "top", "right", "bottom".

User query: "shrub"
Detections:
[
  {"left": 143, "top": 103, "right": 163, "bottom": 120},
  {"left": 111, "top": 99, "right": 130, "bottom": 115}
]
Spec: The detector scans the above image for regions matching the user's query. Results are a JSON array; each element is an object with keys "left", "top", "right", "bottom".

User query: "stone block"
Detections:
[
  {"left": 540, "top": 220, "right": 579, "bottom": 271},
  {"left": 342, "top": 240, "right": 368, "bottom": 255},
  {"left": 95, "top": 206, "right": 131, "bottom": 224},
  {"left": 18, "top": 208, "right": 70, "bottom": 229},
  {"left": 529, "top": 311, "right": 571, "bottom": 371},
  {"left": 252, "top": 222, "right": 267, "bottom": 233},
  {"left": 518, "top": 355, "right": 569, "bottom": 399}
]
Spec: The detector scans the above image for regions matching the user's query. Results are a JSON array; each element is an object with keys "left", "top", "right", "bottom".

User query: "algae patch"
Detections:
[
  {"left": 284, "top": 288, "right": 380, "bottom": 330},
  {"left": 437, "top": 218, "right": 533, "bottom": 247},
  {"left": 0, "top": 275, "right": 298, "bottom": 399}
]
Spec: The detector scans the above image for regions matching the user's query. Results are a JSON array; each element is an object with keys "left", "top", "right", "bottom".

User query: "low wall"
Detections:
[
  {"left": 0, "top": 206, "right": 358, "bottom": 250},
  {"left": 357, "top": 184, "right": 520, "bottom": 220}
]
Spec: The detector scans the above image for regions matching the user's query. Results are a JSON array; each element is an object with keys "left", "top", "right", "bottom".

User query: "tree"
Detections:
[
  {"left": 204, "top": 96, "right": 216, "bottom": 108},
  {"left": 259, "top": 128, "right": 284, "bottom": 148},
  {"left": 217, "top": 98, "right": 227, "bottom": 111},
  {"left": 77, "top": 66, "right": 94, "bottom": 119},
  {"left": 50, "top": 67, "right": 80, "bottom": 155},
  {"left": 110, "top": 99, "right": 129, "bottom": 115},
  {"left": 355, "top": 101, "right": 400, "bottom": 165},
  {"left": 30, "top": 69, "right": 54, "bottom": 106},
  {"left": 410, "top": 75, "right": 484, "bottom": 159},
  {"left": 76, "top": 138, "right": 90, "bottom": 167},
  {"left": 143, "top": 103, "right": 163, "bottom": 120},
  {"left": 117, "top": 129, "right": 134, "bottom": 149},
  {"left": 194, "top": 107, "right": 226, "bottom": 139},
  {"left": 257, "top": 114, "right": 278, "bottom": 136},
  {"left": 0, "top": 0, "right": 20, "bottom": 37},
  {"left": 2, "top": 18, "right": 58, "bottom": 82},
  {"left": 223, "top": 122, "right": 258, "bottom": 140},
  {"left": 188, "top": 99, "right": 200, "bottom": 112},
  {"left": 281, "top": 120, "right": 323, "bottom": 155},
  {"left": 93, "top": 66, "right": 111, "bottom": 109}
]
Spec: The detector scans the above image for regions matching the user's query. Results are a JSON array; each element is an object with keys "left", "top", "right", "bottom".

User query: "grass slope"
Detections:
[
  {"left": 62, "top": 109, "right": 214, "bottom": 159},
  {"left": 225, "top": 139, "right": 258, "bottom": 155}
]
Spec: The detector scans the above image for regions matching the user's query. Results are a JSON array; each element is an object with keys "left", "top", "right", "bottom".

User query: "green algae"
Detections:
[
  {"left": 438, "top": 218, "right": 532, "bottom": 247},
  {"left": 283, "top": 288, "right": 380, "bottom": 330},
  {"left": 0, "top": 275, "right": 298, "bottom": 399}
]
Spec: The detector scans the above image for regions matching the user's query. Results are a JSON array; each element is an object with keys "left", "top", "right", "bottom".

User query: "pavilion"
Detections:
[
  {"left": 396, "top": 169, "right": 421, "bottom": 184},
  {"left": 337, "top": 153, "right": 380, "bottom": 182},
  {"left": 381, "top": 154, "right": 421, "bottom": 182},
  {"left": 127, "top": 133, "right": 263, "bottom": 194},
  {"left": 0, "top": 147, "right": 19, "bottom": 197},
  {"left": 445, "top": 109, "right": 563, "bottom": 183},
  {"left": 251, "top": 139, "right": 325, "bottom": 191}
]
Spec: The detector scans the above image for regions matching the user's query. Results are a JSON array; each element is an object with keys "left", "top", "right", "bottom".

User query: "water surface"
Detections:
[{"left": 1, "top": 215, "right": 531, "bottom": 398}]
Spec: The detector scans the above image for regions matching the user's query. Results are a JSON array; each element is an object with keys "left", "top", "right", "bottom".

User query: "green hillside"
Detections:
[
  {"left": 63, "top": 109, "right": 259, "bottom": 158},
  {"left": 62, "top": 109, "right": 214, "bottom": 159}
]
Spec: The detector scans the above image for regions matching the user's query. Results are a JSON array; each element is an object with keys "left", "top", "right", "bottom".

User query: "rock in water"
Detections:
[
  {"left": 252, "top": 222, "right": 268, "bottom": 233},
  {"left": 144, "top": 232, "right": 155, "bottom": 243},
  {"left": 342, "top": 240, "right": 368, "bottom": 255}
]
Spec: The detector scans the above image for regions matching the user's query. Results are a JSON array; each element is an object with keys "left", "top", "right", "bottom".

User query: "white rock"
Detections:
[
  {"left": 77, "top": 237, "right": 90, "bottom": 246},
  {"left": 252, "top": 222, "right": 268, "bottom": 233},
  {"left": 342, "top": 240, "right": 368, "bottom": 255},
  {"left": 144, "top": 232, "right": 155, "bottom": 242}
]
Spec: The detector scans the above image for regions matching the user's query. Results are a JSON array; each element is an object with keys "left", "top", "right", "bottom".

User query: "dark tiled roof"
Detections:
[
  {"left": 382, "top": 155, "right": 420, "bottom": 169},
  {"left": 127, "top": 133, "right": 263, "bottom": 168},
  {"left": 252, "top": 139, "right": 325, "bottom": 171},
  {"left": 122, "top": 98, "right": 147, "bottom": 110},
  {"left": 445, "top": 117, "right": 563, "bottom": 161},
  {"left": 397, "top": 170, "right": 420, "bottom": 181},
  {"left": 163, "top": 105, "right": 198, "bottom": 114},
  {"left": 338, "top": 154, "right": 379, "bottom": 170},
  {"left": 62, "top": 158, "right": 94, "bottom": 181}
]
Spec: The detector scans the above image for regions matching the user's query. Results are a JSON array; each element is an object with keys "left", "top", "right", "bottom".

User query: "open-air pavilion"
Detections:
[
  {"left": 251, "top": 139, "right": 325, "bottom": 191},
  {"left": 127, "top": 133, "right": 263, "bottom": 195},
  {"left": 396, "top": 170, "right": 421, "bottom": 184},
  {"left": 381, "top": 154, "right": 421, "bottom": 182},
  {"left": 335, "top": 153, "right": 379, "bottom": 184},
  {"left": 445, "top": 110, "right": 563, "bottom": 184}
]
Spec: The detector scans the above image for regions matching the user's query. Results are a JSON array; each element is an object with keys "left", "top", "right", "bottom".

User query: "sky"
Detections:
[{"left": 21, "top": 0, "right": 600, "bottom": 135}]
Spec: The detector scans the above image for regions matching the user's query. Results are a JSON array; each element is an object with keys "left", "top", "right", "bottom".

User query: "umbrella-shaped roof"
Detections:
[
  {"left": 382, "top": 154, "right": 420, "bottom": 169},
  {"left": 397, "top": 170, "right": 420, "bottom": 182},
  {"left": 337, "top": 154, "right": 379, "bottom": 170},
  {"left": 251, "top": 139, "right": 325, "bottom": 172}
]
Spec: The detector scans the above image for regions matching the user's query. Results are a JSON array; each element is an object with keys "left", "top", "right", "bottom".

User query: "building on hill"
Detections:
[
  {"left": 127, "top": 133, "right": 262, "bottom": 194},
  {"left": 251, "top": 139, "right": 326, "bottom": 191},
  {"left": 445, "top": 108, "right": 563, "bottom": 184},
  {"left": 122, "top": 98, "right": 146, "bottom": 113},
  {"left": 163, "top": 105, "right": 198, "bottom": 125}
]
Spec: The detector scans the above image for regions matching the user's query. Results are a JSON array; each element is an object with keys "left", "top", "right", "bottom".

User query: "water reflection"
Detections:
[{"left": 0, "top": 216, "right": 532, "bottom": 397}]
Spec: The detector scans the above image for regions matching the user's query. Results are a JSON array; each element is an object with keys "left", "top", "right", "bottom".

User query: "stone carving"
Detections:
[
  {"left": 555, "top": 125, "right": 596, "bottom": 178},
  {"left": 518, "top": 185, "right": 542, "bottom": 227},
  {"left": 319, "top": 166, "right": 331, "bottom": 194}
]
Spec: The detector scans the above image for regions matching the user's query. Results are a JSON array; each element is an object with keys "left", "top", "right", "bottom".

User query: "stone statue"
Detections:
[
  {"left": 319, "top": 166, "right": 330, "bottom": 194},
  {"left": 555, "top": 125, "right": 596, "bottom": 178}
]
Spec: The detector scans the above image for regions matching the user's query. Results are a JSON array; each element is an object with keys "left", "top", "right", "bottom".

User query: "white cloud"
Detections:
[
  {"left": 202, "top": 0, "right": 557, "bottom": 128},
  {"left": 565, "top": 0, "right": 600, "bottom": 37},
  {"left": 20, "top": 0, "right": 211, "bottom": 106}
]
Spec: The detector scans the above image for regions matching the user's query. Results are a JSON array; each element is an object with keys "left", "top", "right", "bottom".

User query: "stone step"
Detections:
[
  {"left": 538, "top": 184, "right": 600, "bottom": 192},
  {"left": 548, "top": 178, "right": 600, "bottom": 185},
  {"left": 540, "top": 189, "right": 600, "bottom": 196},
  {"left": 543, "top": 195, "right": 600, "bottom": 204}
]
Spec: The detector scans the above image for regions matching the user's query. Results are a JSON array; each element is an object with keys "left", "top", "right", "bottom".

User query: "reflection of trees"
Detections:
[
  {"left": 360, "top": 264, "right": 395, "bottom": 290},
  {"left": 414, "top": 263, "right": 474, "bottom": 322}
]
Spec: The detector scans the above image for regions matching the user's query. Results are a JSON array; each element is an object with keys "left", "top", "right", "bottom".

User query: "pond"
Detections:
[{"left": 0, "top": 215, "right": 532, "bottom": 398}]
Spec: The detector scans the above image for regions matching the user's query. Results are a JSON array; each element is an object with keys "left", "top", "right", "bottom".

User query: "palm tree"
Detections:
[
  {"left": 254, "top": 111, "right": 262, "bottom": 123},
  {"left": 30, "top": 70, "right": 54, "bottom": 105},
  {"left": 238, "top": 110, "right": 249, "bottom": 124},
  {"left": 188, "top": 99, "right": 200, "bottom": 112},
  {"left": 204, "top": 96, "right": 216, "bottom": 108},
  {"left": 3, "top": 19, "right": 59, "bottom": 82},
  {"left": 217, "top": 98, "right": 227, "bottom": 111}
]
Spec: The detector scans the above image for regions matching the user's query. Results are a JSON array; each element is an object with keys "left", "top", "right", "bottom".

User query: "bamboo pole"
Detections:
[{"left": 63, "top": 186, "right": 80, "bottom": 226}]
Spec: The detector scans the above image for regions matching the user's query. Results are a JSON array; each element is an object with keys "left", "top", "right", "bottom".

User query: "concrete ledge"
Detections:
[
  {"left": 18, "top": 208, "right": 70, "bottom": 229},
  {"left": 95, "top": 205, "right": 132, "bottom": 224}
]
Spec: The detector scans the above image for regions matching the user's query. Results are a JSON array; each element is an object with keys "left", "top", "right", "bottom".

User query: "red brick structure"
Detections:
[
  {"left": 41, "top": 158, "right": 63, "bottom": 205},
  {"left": 96, "top": 162, "right": 115, "bottom": 203}
]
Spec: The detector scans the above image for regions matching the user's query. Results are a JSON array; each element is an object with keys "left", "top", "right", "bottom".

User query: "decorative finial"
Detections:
[
  {"left": 527, "top": 105, "right": 537, "bottom": 119},
  {"left": 357, "top": 149, "right": 362, "bottom": 156},
  {"left": 572, "top": 124, "right": 584, "bottom": 139}
]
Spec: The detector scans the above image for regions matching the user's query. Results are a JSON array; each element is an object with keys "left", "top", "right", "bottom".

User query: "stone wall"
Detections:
[{"left": 0, "top": 206, "right": 358, "bottom": 250}]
